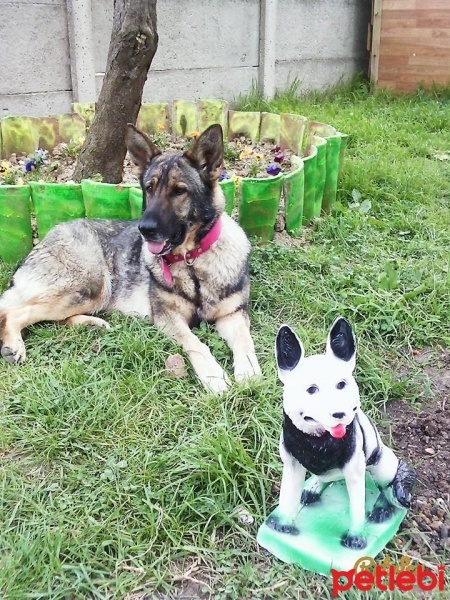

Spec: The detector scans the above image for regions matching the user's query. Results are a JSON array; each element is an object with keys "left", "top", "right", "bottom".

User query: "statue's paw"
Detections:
[
  {"left": 301, "top": 489, "right": 322, "bottom": 505},
  {"left": 368, "top": 503, "right": 395, "bottom": 523},
  {"left": 341, "top": 533, "right": 367, "bottom": 550},
  {"left": 266, "top": 514, "right": 299, "bottom": 535}
]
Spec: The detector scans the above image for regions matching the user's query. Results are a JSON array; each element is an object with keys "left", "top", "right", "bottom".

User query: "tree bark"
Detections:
[{"left": 73, "top": 0, "right": 158, "bottom": 183}]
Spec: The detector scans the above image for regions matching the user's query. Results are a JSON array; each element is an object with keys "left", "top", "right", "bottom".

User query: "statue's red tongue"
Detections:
[
  {"left": 147, "top": 241, "right": 165, "bottom": 254},
  {"left": 330, "top": 424, "right": 346, "bottom": 438}
]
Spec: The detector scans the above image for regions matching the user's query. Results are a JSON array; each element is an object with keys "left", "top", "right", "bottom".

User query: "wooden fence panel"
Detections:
[{"left": 370, "top": 0, "right": 450, "bottom": 91}]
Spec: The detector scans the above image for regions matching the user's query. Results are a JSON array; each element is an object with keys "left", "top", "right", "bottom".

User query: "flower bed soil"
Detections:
[
  {"left": 222, "top": 137, "right": 293, "bottom": 179},
  {"left": 0, "top": 133, "right": 294, "bottom": 187}
]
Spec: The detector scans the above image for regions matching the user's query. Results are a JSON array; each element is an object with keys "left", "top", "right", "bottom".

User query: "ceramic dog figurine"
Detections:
[{"left": 269, "top": 317, "right": 416, "bottom": 550}]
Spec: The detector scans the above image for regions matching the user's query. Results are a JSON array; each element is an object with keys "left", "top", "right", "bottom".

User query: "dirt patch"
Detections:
[
  {"left": 381, "top": 348, "right": 450, "bottom": 560},
  {"left": 273, "top": 215, "right": 309, "bottom": 248}
]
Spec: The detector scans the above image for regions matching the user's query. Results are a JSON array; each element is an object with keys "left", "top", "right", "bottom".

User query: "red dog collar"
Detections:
[{"left": 160, "top": 217, "right": 222, "bottom": 286}]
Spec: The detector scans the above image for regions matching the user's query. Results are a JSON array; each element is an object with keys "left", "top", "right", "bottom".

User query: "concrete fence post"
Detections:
[
  {"left": 259, "top": 0, "right": 278, "bottom": 99},
  {"left": 67, "top": 0, "right": 97, "bottom": 103}
]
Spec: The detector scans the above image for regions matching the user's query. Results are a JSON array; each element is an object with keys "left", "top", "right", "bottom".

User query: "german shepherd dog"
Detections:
[{"left": 0, "top": 124, "right": 261, "bottom": 394}]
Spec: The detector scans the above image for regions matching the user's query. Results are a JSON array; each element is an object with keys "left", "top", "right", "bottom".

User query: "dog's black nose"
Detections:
[
  {"left": 332, "top": 412, "right": 346, "bottom": 419},
  {"left": 139, "top": 218, "right": 160, "bottom": 241}
]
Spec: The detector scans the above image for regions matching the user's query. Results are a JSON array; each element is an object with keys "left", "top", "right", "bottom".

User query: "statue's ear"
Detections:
[
  {"left": 275, "top": 325, "right": 304, "bottom": 383},
  {"left": 326, "top": 317, "right": 356, "bottom": 371}
]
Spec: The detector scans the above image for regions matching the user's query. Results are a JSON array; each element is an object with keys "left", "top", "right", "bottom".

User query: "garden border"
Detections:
[{"left": 0, "top": 100, "right": 347, "bottom": 264}]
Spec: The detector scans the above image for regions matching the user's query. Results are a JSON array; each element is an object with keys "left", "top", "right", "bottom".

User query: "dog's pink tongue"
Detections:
[
  {"left": 146, "top": 241, "right": 165, "bottom": 254},
  {"left": 330, "top": 424, "right": 346, "bottom": 439}
]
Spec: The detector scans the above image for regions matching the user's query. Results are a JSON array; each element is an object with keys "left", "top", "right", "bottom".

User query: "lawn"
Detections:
[{"left": 1, "top": 78, "right": 450, "bottom": 599}]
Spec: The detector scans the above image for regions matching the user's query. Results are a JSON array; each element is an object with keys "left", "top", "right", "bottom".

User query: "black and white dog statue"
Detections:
[{"left": 269, "top": 317, "right": 416, "bottom": 550}]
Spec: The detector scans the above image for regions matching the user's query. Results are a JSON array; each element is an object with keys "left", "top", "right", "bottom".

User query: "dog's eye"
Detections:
[
  {"left": 307, "top": 385, "right": 318, "bottom": 395},
  {"left": 172, "top": 186, "right": 186, "bottom": 196},
  {"left": 336, "top": 380, "right": 347, "bottom": 390},
  {"left": 146, "top": 181, "right": 155, "bottom": 193}
]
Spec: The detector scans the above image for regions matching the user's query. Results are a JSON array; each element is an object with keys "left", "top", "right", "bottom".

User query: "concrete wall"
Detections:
[
  {"left": 275, "top": 0, "right": 371, "bottom": 91},
  {"left": 0, "top": 0, "right": 370, "bottom": 117},
  {"left": 92, "top": 0, "right": 261, "bottom": 104},
  {"left": 0, "top": 0, "right": 73, "bottom": 116}
]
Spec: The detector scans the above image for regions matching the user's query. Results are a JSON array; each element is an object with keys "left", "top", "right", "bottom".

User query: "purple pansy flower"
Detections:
[
  {"left": 219, "top": 167, "right": 229, "bottom": 181},
  {"left": 267, "top": 163, "right": 281, "bottom": 176},
  {"left": 274, "top": 154, "right": 285, "bottom": 163},
  {"left": 24, "top": 149, "right": 46, "bottom": 173},
  {"left": 271, "top": 145, "right": 281, "bottom": 153},
  {"left": 25, "top": 160, "right": 37, "bottom": 172}
]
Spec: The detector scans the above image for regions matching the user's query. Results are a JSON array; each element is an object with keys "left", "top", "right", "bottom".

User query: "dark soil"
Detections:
[{"left": 381, "top": 348, "right": 450, "bottom": 561}]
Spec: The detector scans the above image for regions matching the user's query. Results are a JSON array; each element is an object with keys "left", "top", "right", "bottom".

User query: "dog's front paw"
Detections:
[
  {"left": 82, "top": 316, "right": 111, "bottom": 329},
  {"left": 234, "top": 353, "right": 262, "bottom": 382},
  {"left": 1, "top": 342, "right": 26, "bottom": 364},
  {"left": 266, "top": 514, "right": 299, "bottom": 535},
  {"left": 63, "top": 315, "right": 111, "bottom": 329},
  {"left": 341, "top": 533, "right": 367, "bottom": 550},
  {"left": 203, "top": 371, "right": 231, "bottom": 395}
]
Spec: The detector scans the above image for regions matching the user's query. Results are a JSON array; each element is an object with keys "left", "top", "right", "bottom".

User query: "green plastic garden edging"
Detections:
[
  {"left": 0, "top": 101, "right": 348, "bottom": 264},
  {"left": 311, "top": 135, "right": 327, "bottom": 217},
  {"left": 0, "top": 185, "right": 33, "bottom": 263},
  {"left": 283, "top": 156, "right": 304, "bottom": 237},
  {"left": 129, "top": 186, "right": 144, "bottom": 220},
  {"left": 219, "top": 178, "right": 235, "bottom": 216},
  {"left": 30, "top": 181, "right": 85, "bottom": 239},
  {"left": 239, "top": 173, "right": 284, "bottom": 243},
  {"left": 322, "top": 134, "right": 342, "bottom": 213},
  {"left": 302, "top": 145, "right": 318, "bottom": 224},
  {"left": 81, "top": 180, "right": 132, "bottom": 220}
]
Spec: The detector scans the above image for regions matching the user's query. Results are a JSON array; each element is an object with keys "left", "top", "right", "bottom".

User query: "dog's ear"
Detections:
[
  {"left": 275, "top": 325, "right": 304, "bottom": 383},
  {"left": 125, "top": 124, "right": 161, "bottom": 175},
  {"left": 184, "top": 124, "right": 224, "bottom": 180},
  {"left": 326, "top": 317, "right": 356, "bottom": 370}
]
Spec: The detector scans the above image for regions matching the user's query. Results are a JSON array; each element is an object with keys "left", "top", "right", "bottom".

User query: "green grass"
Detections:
[{"left": 2, "top": 77, "right": 450, "bottom": 598}]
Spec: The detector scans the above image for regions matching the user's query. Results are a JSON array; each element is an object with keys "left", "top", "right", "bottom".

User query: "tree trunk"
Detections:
[{"left": 73, "top": 0, "right": 158, "bottom": 183}]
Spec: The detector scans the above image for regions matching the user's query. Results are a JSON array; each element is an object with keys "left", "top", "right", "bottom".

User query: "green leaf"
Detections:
[
  {"left": 351, "top": 188, "right": 362, "bottom": 203},
  {"left": 378, "top": 262, "right": 398, "bottom": 291},
  {"left": 359, "top": 199, "right": 372, "bottom": 214}
]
